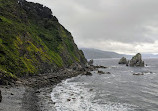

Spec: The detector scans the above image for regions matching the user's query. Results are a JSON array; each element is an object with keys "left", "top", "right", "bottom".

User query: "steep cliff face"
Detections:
[{"left": 0, "top": 0, "right": 87, "bottom": 79}]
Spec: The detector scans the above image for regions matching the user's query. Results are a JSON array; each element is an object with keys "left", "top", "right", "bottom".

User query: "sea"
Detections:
[{"left": 51, "top": 58, "right": 158, "bottom": 111}]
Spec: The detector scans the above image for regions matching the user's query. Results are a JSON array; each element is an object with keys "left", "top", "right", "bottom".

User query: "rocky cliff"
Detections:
[{"left": 0, "top": 0, "right": 87, "bottom": 84}]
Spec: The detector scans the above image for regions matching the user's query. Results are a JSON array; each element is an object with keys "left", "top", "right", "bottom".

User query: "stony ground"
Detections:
[{"left": 0, "top": 65, "right": 101, "bottom": 111}]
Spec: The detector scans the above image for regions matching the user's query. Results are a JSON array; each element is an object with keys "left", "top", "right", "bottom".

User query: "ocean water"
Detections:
[{"left": 51, "top": 58, "right": 158, "bottom": 111}]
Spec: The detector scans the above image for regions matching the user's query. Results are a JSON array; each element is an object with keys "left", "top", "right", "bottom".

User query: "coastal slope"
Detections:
[{"left": 0, "top": 0, "right": 87, "bottom": 84}]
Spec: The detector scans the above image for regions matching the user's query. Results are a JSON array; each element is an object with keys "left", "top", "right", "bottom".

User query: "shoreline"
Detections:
[{"left": 0, "top": 65, "right": 100, "bottom": 111}]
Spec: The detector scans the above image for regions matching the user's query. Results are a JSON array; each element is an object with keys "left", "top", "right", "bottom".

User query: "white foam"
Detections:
[{"left": 51, "top": 78, "right": 135, "bottom": 111}]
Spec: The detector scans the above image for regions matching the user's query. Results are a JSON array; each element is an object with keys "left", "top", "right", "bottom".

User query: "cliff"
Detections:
[{"left": 0, "top": 0, "right": 87, "bottom": 84}]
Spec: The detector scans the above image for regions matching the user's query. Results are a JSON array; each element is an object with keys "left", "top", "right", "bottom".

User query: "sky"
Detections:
[{"left": 28, "top": 0, "right": 158, "bottom": 54}]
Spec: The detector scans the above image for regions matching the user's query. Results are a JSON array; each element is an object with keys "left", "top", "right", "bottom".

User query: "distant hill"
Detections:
[
  {"left": 81, "top": 48, "right": 158, "bottom": 59},
  {"left": 81, "top": 48, "right": 131, "bottom": 59},
  {"left": 142, "top": 54, "right": 158, "bottom": 58}
]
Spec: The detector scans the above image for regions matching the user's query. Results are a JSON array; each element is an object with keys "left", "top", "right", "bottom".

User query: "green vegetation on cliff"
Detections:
[{"left": 0, "top": 0, "right": 87, "bottom": 83}]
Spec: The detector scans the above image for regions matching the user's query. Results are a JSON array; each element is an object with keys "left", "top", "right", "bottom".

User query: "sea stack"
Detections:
[
  {"left": 129, "top": 53, "right": 144, "bottom": 67},
  {"left": 118, "top": 57, "right": 127, "bottom": 64}
]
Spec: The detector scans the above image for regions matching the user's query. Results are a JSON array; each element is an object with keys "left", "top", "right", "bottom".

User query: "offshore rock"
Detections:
[
  {"left": 88, "top": 59, "right": 93, "bottom": 65},
  {"left": 129, "top": 53, "right": 144, "bottom": 67},
  {"left": 118, "top": 57, "right": 127, "bottom": 64}
]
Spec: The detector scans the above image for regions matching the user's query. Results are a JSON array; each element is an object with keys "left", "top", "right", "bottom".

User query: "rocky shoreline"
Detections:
[{"left": 0, "top": 65, "right": 100, "bottom": 111}]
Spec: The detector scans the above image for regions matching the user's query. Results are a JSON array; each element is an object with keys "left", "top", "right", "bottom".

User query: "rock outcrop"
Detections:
[
  {"left": 129, "top": 53, "right": 144, "bottom": 67},
  {"left": 118, "top": 57, "right": 127, "bottom": 64}
]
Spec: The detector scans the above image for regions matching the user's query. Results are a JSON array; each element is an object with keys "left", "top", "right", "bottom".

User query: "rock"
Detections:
[
  {"left": 70, "top": 63, "right": 82, "bottom": 71},
  {"left": 88, "top": 59, "right": 93, "bottom": 65},
  {"left": 106, "top": 72, "right": 111, "bottom": 74},
  {"left": 118, "top": 57, "right": 127, "bottom": 64},
  {"left": 16, "top": 81, "right": 22, "bottom": 84},
  {"left": 0, "top": 90, "right": 2, "bottom": 102},
  {"left": 85, "top": 72, "right": 92, "bottom": 76},
  {"left": 126, "top": 60, "right": 129, "bottom": 66},
  {"left": 67, "top": 99, "right": 71, "bottom": 101},
  {"left": 0, "top": 18, "right": 2, "bottom": 22},
  {"left": 35, "top": 91, "right": 40, "bottom": 93},
  {"left": 133, "top": 73, "right": 144, "bottom": 75},
  {"left": 94, "top": 65, "right": 107, "bottom": 69},
  {"left": 98, "top": 70, "right": 105, "bottom": 74},
  {"left": 129, "top": 53, "right": 144, "bottom": 67}
]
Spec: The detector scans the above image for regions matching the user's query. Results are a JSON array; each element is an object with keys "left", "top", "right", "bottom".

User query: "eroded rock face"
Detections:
[
  {"left": 118, "top": 57, "right": 127, "bottom": 64},
  {"left": 129, "top": 53, "right": 144, "bottom": 67}
]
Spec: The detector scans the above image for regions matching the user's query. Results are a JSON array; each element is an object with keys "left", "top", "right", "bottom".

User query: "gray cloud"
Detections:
[{"left": 28, "top": 0, "right": 158, "bottom": 54}]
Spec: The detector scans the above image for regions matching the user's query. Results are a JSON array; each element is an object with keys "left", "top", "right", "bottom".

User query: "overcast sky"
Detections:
[{"left": 28, "top": 0, "right": 158, "bottom": 54}]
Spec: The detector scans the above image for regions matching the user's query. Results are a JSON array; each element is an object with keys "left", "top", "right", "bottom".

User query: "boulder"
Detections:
[
  {"left": 129, "top": 53, "right": 144, "bottom": 67},
  {"left": 88, "top": 59, "right": 93, "bottom": 65},
  {"left": 85, "top": 72, "right": 92, "bottom": 76},
  {"left": 98, "top": 70, "right": 105, "bottom": 74},
  {"left": 0, "top": 90, "right": 2, "bottom": 102},
  {"left": 118, "top": 57, "right": 127, "bottom": 64}
]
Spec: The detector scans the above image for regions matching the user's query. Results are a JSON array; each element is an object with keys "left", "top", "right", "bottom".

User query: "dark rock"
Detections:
[
  {"left": 85, "top": 72, "right": 92, "bottom": 76},
  {"left": 89, "top": 89, "right": 93, "bottom": 91},
  {"left": 106, "top": 72, "right": 111, "bottom": 74},
  {"left": 67, "top": 99, "right": 71, "bottom": 101},
  {"left": 11, "top": 93, "right": 14, "bottom": 95},
  {"left": 0, "top": 18, "right": 2, "bottom": 22},
  {"left": 88, "top": 59, "right": 93, "bottom": 65},
  {"left": 126, "top": 60, "right": 129, "bottom": 66},
  {"left": 133, "top": 73, "right": 144, "bottom": 75},
  {"left": 94, "top": 65, "right": 107, "bottom": 69},
  {"left": 0, "top": 90, "right": 2, "bottom": 102},
  {"left": 129, "top": 53, "right": 144, "bottom": 67},
  {"left": 35, "top": 91, "right": 40, "bottom": 93},
  {"left": 118, "top": 57, "right": 127, "bottom": 64},
  {"left": 98, "top": 70, "right": 105, "bottom": 74},
  {"left": 0, "top": 70, "right": 17, "bottom": 85}
]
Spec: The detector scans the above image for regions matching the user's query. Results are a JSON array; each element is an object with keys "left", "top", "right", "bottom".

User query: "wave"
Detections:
[{"left": 51, "top": 78, "right": 135, "bottom": 111}]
